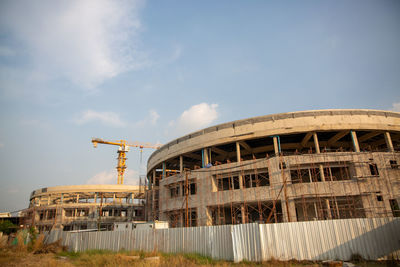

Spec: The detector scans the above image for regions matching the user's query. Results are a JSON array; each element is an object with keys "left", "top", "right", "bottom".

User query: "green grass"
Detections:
[{"left": 180, "top": 252, "right": 216, "bottom": 265}]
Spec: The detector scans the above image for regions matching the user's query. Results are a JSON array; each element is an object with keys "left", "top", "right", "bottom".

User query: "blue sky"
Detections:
[{"left": 0, "top": 0, "right": 399, "bottom": 212}]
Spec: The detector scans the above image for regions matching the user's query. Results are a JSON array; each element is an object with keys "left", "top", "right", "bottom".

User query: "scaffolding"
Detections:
[{"left": 147, "top": 130, "right": 400, "bottom": 227}]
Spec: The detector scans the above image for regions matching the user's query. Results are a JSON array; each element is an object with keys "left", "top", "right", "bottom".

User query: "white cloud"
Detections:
[
  {"left": 170, "top": 103, "right": 219, "bottom": 136},
  {"left": 135, "top": 109, "right": 160, "bottom": 126},
  {"left": 149, "top": 110, "right": 160, "bottom": 125},
  {"left": 87, "top": 169, "right": 140, "bottom": 185},
  {"left": 391, "top": 102, "right": 400, "bottom": 112},
  {"left": 0, "top": 0, "right": 147, "bottom": 88},
  {"left": 74, "top": 110, "right": 126, "bottom": 127}
]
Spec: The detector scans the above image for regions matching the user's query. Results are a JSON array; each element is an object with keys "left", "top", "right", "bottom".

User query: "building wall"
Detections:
[
  {"left": 22, "top": 185, "right": 146, "bottom": 232},
  {"left": 145, "top": 110, "right": 400, "bottom": 227}
]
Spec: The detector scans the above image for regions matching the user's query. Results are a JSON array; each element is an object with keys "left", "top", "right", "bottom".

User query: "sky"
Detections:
[{"left": 0, "top": 0, "right": 399, "bottom": 212}]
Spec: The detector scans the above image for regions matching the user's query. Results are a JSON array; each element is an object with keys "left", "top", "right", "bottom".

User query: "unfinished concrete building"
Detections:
[
  {"left": 146, "top": 109, "right": 400, "bottom": 227},
  {"left": 22, "top": 185, "right": 145, "bottom": 232}
]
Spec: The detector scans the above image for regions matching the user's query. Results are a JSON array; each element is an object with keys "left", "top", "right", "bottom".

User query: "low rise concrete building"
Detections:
[
  {"left": 146, "top": 109, "right": 400, "bottom": 227},
  {"left": 22, "top": 184, "right": 145, "bottom": 232}
]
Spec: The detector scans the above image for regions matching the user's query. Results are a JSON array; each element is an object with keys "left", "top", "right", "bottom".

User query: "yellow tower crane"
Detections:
[{"left": 92, "top": 138, "right": 161, "bottom": 185}]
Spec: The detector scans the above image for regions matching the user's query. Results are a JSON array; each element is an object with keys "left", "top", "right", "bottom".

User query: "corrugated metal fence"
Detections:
[{"left": 45, "top": 218, "right": 400, "bottom": 262}]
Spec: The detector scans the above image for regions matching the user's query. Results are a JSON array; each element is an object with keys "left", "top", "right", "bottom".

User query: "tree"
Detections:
[{"left": 0, "top": 220, "right": 17, "bottom": 235}]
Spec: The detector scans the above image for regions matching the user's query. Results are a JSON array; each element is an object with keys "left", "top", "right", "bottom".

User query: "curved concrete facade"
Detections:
[
  {"left": 23, "top": 184, "right": 145, "bottom": 232},
  {"left": 148, "top": 109, "right": 400, "bottom": 171},
  {"left": 146, "top": 109, "right": 400, "bottom": 227}
]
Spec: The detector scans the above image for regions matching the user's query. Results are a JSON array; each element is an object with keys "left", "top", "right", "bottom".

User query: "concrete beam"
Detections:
[
  {"left": 300, "top": 132, "right": 313, "bottom": 148},
  {"left": 184, "top": 153, "right": 202, "bottom": 160},
  {"left": 328, "top": 131, "right": 349, "bottom": 146},
  {"left": 370, "top": 139, "right": 387, "bottom": 147},
  {"left": 211, "top": 147, "right": 228, "bottom": 156},
  {"left": 358, "top": 131, "right": 382, "bottom": 143},
  {"left": 239, "top": 141, "right": 252, "bottom": 152}
]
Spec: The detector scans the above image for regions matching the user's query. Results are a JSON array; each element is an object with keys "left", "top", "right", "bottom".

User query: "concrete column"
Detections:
[
  {"left": 313, "top": 132, "right": 326, "bottom": 181},
  {"left": 205, "top": 207, "right": 213, "bottom": 226},
  {"left": 162, "top": 162, "right": 166, "bottom": 179},
  {"left": 319, "top": 165, "right": 326, "bottom": 182},
  {"left": 76, "top": 194, "right": 79, "bottom": 203},
  {"left": 350, "top": 130, "right": 360, "bottom": 152},
  {"left": 235, "top": 142, "right": 244, "bottom": 188},
  {"left": 325, "top": 199, "right": 332, "bottom": 219},
  {"left": 60, "top": 194, "right": 63, "bottom": 204},
  {"left": 241, "top": 204, "right": 246, "bottom": 224},
  {"left": 147, "top": 174, "right": 152, "bottom": 190},
  {"left": 180, "top": 212, "right": 184, "bottom": 227},
  {"left": 151, "top": 169, "right": 157, "bottom": 220},
  {"left": 282, "top": 199, "right": 296, "bottom": 222},
  {"left": 273, "top": 136, "right": 279, "bottom": 155},
  {"left": 113, "top": 193, "right": 115, "bottom": 204},
  {"left": 313, "top": 132, "right": 320, "bottom": 153},
  {"left": 203, "top": 148, "right": 209, "bottom": 167},
  {"left": 236, "top": 142, "right": 241, "bottom": 162},
  {"left": 384, "top": 132, "right": 394, "bottom": 152},
  {"left": 180, "top": 155, "right": 183, "bottom": 173}
]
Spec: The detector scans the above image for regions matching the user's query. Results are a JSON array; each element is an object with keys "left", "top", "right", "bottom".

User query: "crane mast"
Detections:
[{"left": 92, "top": 138, "right": 161, "bottom": 184}]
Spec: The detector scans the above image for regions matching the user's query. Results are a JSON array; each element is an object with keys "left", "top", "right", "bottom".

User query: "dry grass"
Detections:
[
  {"left": 0, "top": 235, "right": 7, "bottom": 249},
  {"left": 0, "top": 249, "right": 74, "bottom": 267},
  {"left": 31, "top": 234, "right": 45, "bottom": 252},
  {"left": 0, "top": 248, "right": 396, "bottom": 267},
  {"left": 15, "top": 232, "right": 27, "bottom": 252}
]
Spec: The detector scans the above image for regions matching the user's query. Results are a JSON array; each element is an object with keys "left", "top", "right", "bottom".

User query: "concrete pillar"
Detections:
[
  {"left": 313, "top": 132, "right": 325, "bottom": 181},
  {"left": 162, "top": 162, "right": 166, "bottom": 179},
  {"left": 148, "top": 174, "right": 152, "bottom": 190},
  {"left": 273, "top": 136, "right": 279, "bottom": 155},
  {"left": 241, "top": 204, "right": 246, "bottom": 224},
  {"left": 203, "top": 148, "right": 209, "bottom": 167},
  {"left": 152, "top": 169, "right": 156, "bottom": 220},
  {"left": 313, "top": 132, "right": 320, "bottom": 153},
  {"left": 325, "top": 199, "right": 332, "bottom": 219},
  {"left": 235, "top": 142, "right": 244, "bottom": 188},
  {"left": 60, "top": 194, "right": 63, "bottom": 204},
  {"left": 350, "top": 131, "right": 360, "bottom": 152},
  {"left": 205, "top": 208, "right": 213, "bottom": 226},
  {"left": 180, "top": 155, "right": 183, "bottom": 173},
  {"left": 236, "top": 142, "right": 241, "bottom": 162},
  {"left": 282, "top": 199, "right": 296, "bottom": 222},
  {"left": 384, "top": 132, "right": 394, "bottom": 152},
  {"left": 76, "top": 194, "right": 79, "bottom": 203},
  {"left": 113, "top": 193, "right": 116, "bottom": 204}
]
